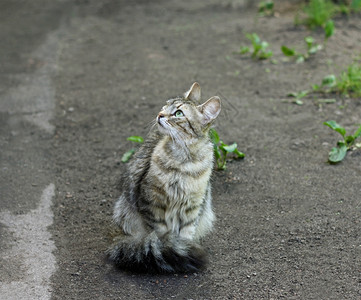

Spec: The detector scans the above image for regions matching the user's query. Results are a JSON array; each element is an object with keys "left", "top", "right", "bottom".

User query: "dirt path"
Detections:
[{"left": 3, "top": 1, "right": 360, "bottom": 299}]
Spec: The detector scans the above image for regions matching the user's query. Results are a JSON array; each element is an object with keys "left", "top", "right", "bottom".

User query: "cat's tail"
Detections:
[{"left": 106, "top": 231, "right": 208, "bottom": 273}]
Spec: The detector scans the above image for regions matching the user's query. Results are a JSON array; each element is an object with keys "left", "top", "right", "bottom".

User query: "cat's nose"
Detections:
[{"left": 158, "top": 113, "right": 164, "bottom": 119}]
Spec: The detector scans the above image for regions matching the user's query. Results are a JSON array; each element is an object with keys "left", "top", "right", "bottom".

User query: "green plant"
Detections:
[
  {"left": 323, "top": 121, "right": 361, "bottom": 163},
  {"left": 281, "top": 36, "right": 322, "bottom": 63},
  {"left": 295, "top": 0, "right": 336, "bottom": 41},
  {"left": 258, "top": 1, "right": 274, "bottom": 16},
  {"left": 336, "top": 63, "right": 361, "bottom": 97},
  {"left": 209, "top": 128, "right": 245, "bottom": 170},
  {"left": 240, "top": 33, "right": 273, "bottom": 60},
  {"left": 302, "top": 0, "right": 336, "bottom": 28},
  {"left": 311, "top": 74, "right": 336, "bottom": 93},
  {"left": 121, "top": 136, "right": 144, "bottom": 162},
  {"left": 351, "top": 0, "right": 361, "bottom": 11},
  {"left": 287, "top": 90, "right": 309, "bottom": 105},
  {"left": 298, "top": 0, "right": 361, "bottom": 28},
  {"left": 313, "top": 63, "right": 361, "bottom": 97},
  {"left": 336, "top": 0, "right": 361, "bottom": 14},
  {"left": 324, "top": 19, "right": 335, "bottom": 42}
]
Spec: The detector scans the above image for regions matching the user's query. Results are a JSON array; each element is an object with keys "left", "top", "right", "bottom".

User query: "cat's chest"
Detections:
[
  {"left": 148, "top": 139, "right": 213, "bottom": 202},
  {"left": 149, "top": 157, "right": 212, "bottom": 199}
]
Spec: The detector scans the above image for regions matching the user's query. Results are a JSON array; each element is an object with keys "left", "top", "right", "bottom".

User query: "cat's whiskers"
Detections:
[
  {"left": 165, "top": 122, "right": 177, "bottom": 145},
  {"left": 146, "top": 119, "right": 157, "bottom": 134}
]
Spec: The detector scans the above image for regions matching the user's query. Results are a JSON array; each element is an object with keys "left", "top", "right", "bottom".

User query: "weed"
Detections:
[
  {"left": 324, "top": 19, "right": 335, "bottom": 42},
  {"left": 286, "top": 90, "right": 309, "bottom": 105},
  {"left": 295, "top": 0, "right": 336, "bottom": 41},
  {"left": 285, "top": 63, "right": 360, "bottom": 107},
  {"left": 336, "top": 0, "right": 361, "bottom": 14},
  {"left": 302, "top": 0, "right": 336, "bottom": 28},
  {"left": 121, "top": 136, "right": 144, "bottom": 162},
  {"left": 209, "top": 128, "right": 245, "bottom": 170},
  {"left": 297, "top": 0, "right": 361, "bottom": 40},
  {"left": 240, "top": 33, "right": 273, "bottom": 60},
  {"left": 351, "top": 0, "right": 361, "bottom": 11},
  {"left": 281, "top": 36, "right": 322, "bottom": 63},
  {"left": 313, "top": 63, "right": 361, "bottom": 97},
  {"left": 258, "top": 1, "right": 274, "bottom": 16},
  {"left": 323, "top": 121, "right": 361, "bottom": 163},
  {"left": 336, "top": 64, "right": 361, "bottom": 97}
]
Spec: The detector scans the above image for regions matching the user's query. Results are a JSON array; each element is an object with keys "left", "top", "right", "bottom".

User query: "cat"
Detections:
[{"left": 107, "top": 82, "right": 221, "bottom": 273}]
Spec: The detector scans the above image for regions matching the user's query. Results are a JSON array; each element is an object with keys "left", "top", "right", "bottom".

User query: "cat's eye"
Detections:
[{"left": 174, "top": 110, "right": 184, "bottom": 117}]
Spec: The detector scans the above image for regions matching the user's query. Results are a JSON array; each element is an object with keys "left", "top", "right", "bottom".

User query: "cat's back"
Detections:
[{"left": 126, "top": 130, "right": 162, "bottom": 180}]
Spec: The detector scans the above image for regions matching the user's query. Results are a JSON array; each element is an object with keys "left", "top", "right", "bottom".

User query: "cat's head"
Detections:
[{"left": 156, "top": 82, "right": 221, "bottom": 143}]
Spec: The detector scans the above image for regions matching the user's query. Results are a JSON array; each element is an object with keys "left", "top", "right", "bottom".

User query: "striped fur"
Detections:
[{"left": 108, "top": 83, "right": 221, "bottom": 273}]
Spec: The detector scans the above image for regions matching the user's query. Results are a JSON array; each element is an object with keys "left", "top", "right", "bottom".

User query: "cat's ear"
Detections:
[
  {"left": 184, "top": 82, "right": 201, "bottom": 102},
  {"left": 197, "top": 96, "right": 221, "bottom": 125}
]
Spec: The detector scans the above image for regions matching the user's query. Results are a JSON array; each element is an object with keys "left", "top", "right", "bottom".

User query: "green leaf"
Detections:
[
  {"left": 288, "top": 90, "right": 308, "bottom": 99},
  {"left": 209, "top": 128, "right": 220, "bottom": 144},
  {"left": 328, "top": 143, "right": 347, "bottom": 163},
  {"left": 260, "top": 41, "right": 269, "bottom": 50},
  {"left": 296, "top": 55, "right": 305, "bottom": 64},
  {"left": 246, "top": 33, "right": 260, "bottom": 48},
  {"left": 308, "top": 44, "right": 322, "bottom": 54},
  {"left": 127, "top": 136, "right": 144, "bottom": 143},
  {"left": 219, "top": 143, "right": 228, "bottom": 157},
  {"left": 259, "top": 50, "right": 273, "bottom": 59},
  {"left": 252, "top": 45, "right": 262, "bottom": 57},
  {"left": 351, "top": 0, "right": 361, "bottom": 11},
  {"left": 281, "top": 46, "right": 295, "bottom": 56},
  {"left": 287, "top": 92, "right": 298, "bottom": 97},
  {"left": 295, "top": 100, "right": 303, "bottom": 105},
  {"left": 220, "top": 142, "right": 238, "bottom": 153},
  {"left": 317, "top": 98, "right": 336, "bottom": 103},
  {"left": 259, "top": 0, "right": 274, "bottom": 12},
  {"left": 353, "top": 124, "right": 361, "bottom": 139},
  {"left": 303, "top": 0, "right": 336, "bottom": 28},
  {"left": 240, "top": 46, "right": 250, "bottom": 54},
  {"left": 322, "top": 75, "right": 337, "bottom": 87},
  {"left": 323, "top": 120, "right": 346, "bottom": 137},
  {"left": 345, "top": 135, "right": 355, "bottom": 145},
  {"left": 121, "top": 149, "right": 136, "bottom": 163},
  {"left": 324, "top": 20, "right": 334, "bottom": 40},
  {"left": 305, "top": 36, "right": 314, "bottom": 48},
  {"left": 266, "top": 1, "right": 274, "bottom": 10},
  {"left": 297, "top": 90, "right": 309, "bottom": 99},
  {"left": 233, "top": 149, "right": 245, "bottom": 158},
  {"left": 312, "top": 84, "right": 320, "bottom": 91},
  {"left": 214, "top": 145, "right": 221, "bottom": 160}
]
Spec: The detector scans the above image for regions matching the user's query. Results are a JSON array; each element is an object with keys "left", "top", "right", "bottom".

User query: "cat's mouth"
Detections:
[
  {"left": 157, "top": 116, "right": 169, "bottom": 134},
  {"left": 157, "top": 116, "right": 163, "bottom": 127},
  {"left": 157, "top": 115, "right": 166, "bottom": 128}
]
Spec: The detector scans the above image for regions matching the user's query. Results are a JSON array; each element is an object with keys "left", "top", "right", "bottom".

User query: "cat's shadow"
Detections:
[{"left": 103, "top": 255, "right": 208, "bottom": 298}]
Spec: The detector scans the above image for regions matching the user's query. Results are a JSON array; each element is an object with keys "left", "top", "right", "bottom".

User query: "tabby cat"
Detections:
[{"left": 108, "top": 82, "right": 221, "bottom": 273}]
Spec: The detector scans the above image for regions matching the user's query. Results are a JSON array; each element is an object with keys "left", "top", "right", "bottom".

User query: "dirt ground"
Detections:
[{"left": 28, "top": 0, "right": 360, "bottom": 299}]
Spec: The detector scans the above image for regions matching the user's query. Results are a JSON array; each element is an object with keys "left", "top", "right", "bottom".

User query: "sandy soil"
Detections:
[{"left": 48, "top": 1, "right": 361, "bottom": 299}]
